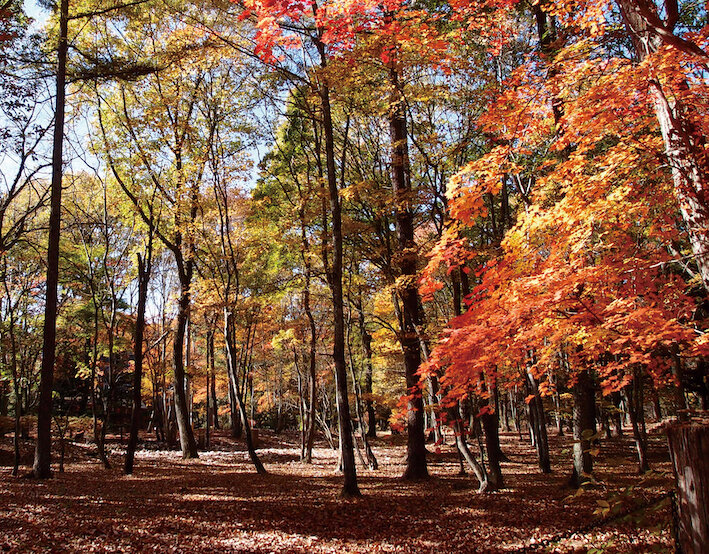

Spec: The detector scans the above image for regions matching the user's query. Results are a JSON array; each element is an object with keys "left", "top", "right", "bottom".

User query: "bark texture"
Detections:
[
  {"left": 389, "top": 63, "right": 428, "bottom": 481},
  {"left": 311, "top": 24, "right": 360, "bottom": 495},
  {"left": 570, "top": 371, "right": 596, "bottom": 487},
  {"left": 33, "top": 0, "right": 69, "bottom": 479},
  {"left": 667, "top": 423, "right": 709, "bottom": 554}
]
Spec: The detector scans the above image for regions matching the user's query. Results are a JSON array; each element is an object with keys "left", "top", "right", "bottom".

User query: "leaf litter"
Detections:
[{"left": 0, "top": 430, "right": 674, "bottom": 553}]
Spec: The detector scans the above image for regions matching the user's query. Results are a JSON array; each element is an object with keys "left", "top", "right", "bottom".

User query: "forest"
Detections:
[{"left": 1, "top": 0, "right": 708, "bottom": 551}]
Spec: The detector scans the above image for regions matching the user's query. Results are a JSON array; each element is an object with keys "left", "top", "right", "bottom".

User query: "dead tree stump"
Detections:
[{"left": 667, "top": 423, "right": 709, "bottom": 554}]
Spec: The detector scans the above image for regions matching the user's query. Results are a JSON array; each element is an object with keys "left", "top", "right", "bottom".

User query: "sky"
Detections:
[
  {"left": 24, "top": 0, "right": 48, "bottom": 27},
  {"left": 0, "top": 0, "right": 262, "bottom": 188}
]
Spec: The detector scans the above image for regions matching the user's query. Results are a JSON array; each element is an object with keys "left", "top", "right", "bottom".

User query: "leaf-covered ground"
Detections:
[{"left": 0, "top": 430, "right": 674, "bottom": 553}]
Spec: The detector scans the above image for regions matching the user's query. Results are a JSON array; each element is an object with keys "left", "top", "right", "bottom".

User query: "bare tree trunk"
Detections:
[
  {"left": 388, "top": 61, "right": 428, "bottom": 481},
  {"left": 510, "top": 388, "right": 521, "bottom": 438},
  {"left": 10, "top": 333, "right": 21, "bottom": 477},
  {"left": 617, "top": 0, "right": 709, "bottom": 292},
  {"left": 186, "top": 320, "right": 193, "bottom": 429},
  {"left": 205, "top": 368, "right": 210, "bottom": 450},
  {"left": 32, "top": 0, "right": 69, "bottom": 479},
  {"left": 227, "top": 367, "right": 242, "bottom": 439},
  {"left": 651, "top": 387, "right": 662, "bottom": 422},
  {"left": 550, "top": 363, "right": 565, "bottom": 437},
  {"left": 625, "top": 370, "right": 650, "bottom": 474},
  {"left": 347, "top": 340, "right": 378, "bottom": 470},
  {"left": 173, "top": 283, "right": 198, "bottom": 459},
  {"left": 450, "top": 411, "right": 491, "bottom": 493},
  {"left": 312, "top": 26, "right": 360, "bottom": 496},
  {"left": 125, "top": 248, "right": 152, "bottom": 474},
  {"left": 301, "top": 222, "right": 317, "bottom": 463},
  {"left": 211, "top": 358, "right": 219, "bottom": 430},
  {"left": 3, "top": 260, "right": 22, "bottom": 476},
  {"left": 358, "top": 294, "right": 377, "bottom": 440},
  {"left": 611, "top": 391, "right": 624, "bottom": 437},
  {"left": 294, "top": 350, "right": 306, "bottom": 459},
  {"left": 570, "top": 370, "right": 596, "bottom": 487},
  {"left": 0, "top": 380, "right": 7, "bottom": 418},
  {"left": 12, "top": 384, "right": 21, "bottom": 477},
  {"left": 225, "top": 310, "right": 266, "bottom": 474},
  {"left": 499, "top": 391, "right": 510, "bottom": 433},
  {"left": 671, "top": 345, "right": 689, "bottom": 416},
  {"left": 205, "top": 322, "right": 216, "bottom": 448},
  {"left": 526, "top": 371, "right": 551, "bottom": 473},
  {"left": 667, "top": 423, "right": 709, "bottom": 554}
]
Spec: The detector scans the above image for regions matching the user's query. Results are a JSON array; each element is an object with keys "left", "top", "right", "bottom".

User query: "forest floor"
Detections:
[{"left": 0, "top": 427, "right": 675, "bottom": 553}]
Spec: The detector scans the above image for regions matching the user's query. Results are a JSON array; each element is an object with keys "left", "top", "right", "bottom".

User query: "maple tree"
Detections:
[
  {"left": 240, "top": 0, "right": 368, "bottom": 496},
  {"left": 421, "top": 0, "right": 709, "bottom": 487},
  {"left": 1, "top": 0, "right": 708, "bottom": 549}
]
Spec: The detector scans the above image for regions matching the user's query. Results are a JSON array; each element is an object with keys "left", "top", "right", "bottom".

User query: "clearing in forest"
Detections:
[{"left": 0, "top": 430, "right": 674, "bottom": 553}]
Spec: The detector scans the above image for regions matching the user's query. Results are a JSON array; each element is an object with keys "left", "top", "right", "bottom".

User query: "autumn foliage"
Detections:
[
  {"left": 1, "top": 0, "right": 709, "bottom": 549},
  {"left": 421, "top": 0, "right": 709, "bottom": 411}
]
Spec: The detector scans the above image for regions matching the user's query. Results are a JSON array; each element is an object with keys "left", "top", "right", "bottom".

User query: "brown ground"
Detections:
[{"left": 0, "top": 429, "right": 675, "bottom": 553}]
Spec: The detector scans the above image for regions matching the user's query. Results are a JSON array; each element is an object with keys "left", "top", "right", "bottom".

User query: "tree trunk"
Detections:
[
  {"left": 10, "top": 328, "right": 21, "bottom": 477},
  {"left": 651, "top": 387, "right": 662, "bottom": 422},
  {"left": 347, "top": 343, "right": 378, "bottom": 470},
  {"left": 312, "top": 27, "right": 360, "bottom": 497},
  {"left": 481, "top": 380, "right": 504, "bottom": 488},
  {"left": 301, "top": 220, "right": 317, "bottom": 463},
  {"left": 12, "top": 385, "right": 21, "bottom": 477},
  {"left": 294, "top": 350, "right": 306, "bottom": 459},
  {"left": 173, "top": 282, "right": 198, "bottom": 459},
  {"left": 125, "top": 250, "right": 151, "bottom": 474},
  {"left": 510, "top": 388, "right": 521, "bottom": 437},
  {"left": 205, "top": 370, "right": 210, "bottom": 450},
  {"left": 450, "top": 412, "right": 491, "bottom": 493},
  {"left": 672, "top": 346, "right": 689, "bottom": 416},
  {"left": 3, "top": 260, "right": 22, "bottom": 476},
  {"left": 625, "top": 370, "right": 650, "bottom": 474},
  {"left": 388, "top": 62, "right": 428, "bottom": 481},
  {"left": 551, "top": 366, "right": 565, "bottom": 436},
  {"left": 499, "top": 390, "right": 507, "bottom": 433},
  {"left": 526, "top": 371, "right": 551, "bottom": 473},
  {"left": 33, "top": 0, "right": 69, "bottom": 479},
  {"left": 211, "top": 353, "right": 219, "bottom": 430},
  {"left": 0, "top": 381, "right": 7, "bottom": 417},
  {"left": 206, "top": 323, "right": 217, "bottom": 445},
  {"left": 667, "top": 423, "right": 709, "bottom": 554},
  {"left": 225, "top": 310, "right": 266, "bottom": 474},
  {"left": 228, "top": 368, "right": 242, "bottom": 439},
  {"left": 611, "top": 391, "right": 624, "bottom": 437},
  {"left": 570, "top": 370, "right": 596, "bottom": 487},
  {"left": 358, "top": 300, "right": 377, "bottom": 440}
]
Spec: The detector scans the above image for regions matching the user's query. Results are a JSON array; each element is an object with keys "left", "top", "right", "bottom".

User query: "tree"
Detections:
[
  {"left": 124, "top": 234, "right": 153, "bottom": 474},
  {"left": 243, "top": 0, "right": 363, "bottom": 496},
  {"left": 89, "top": 10, "right": 241, "bottom": 457},
  {"left": 33, "top": 0, "right": 69, "bottom": 478},
  {"left": 256, "top": 96, "right": 327, "bottom": 463},
  {"left": 616, "top": 0, "right": 709, "bottom": 291},
  {"left": 61, "top": 173, "right": 138, "bottom": 468},
  {"left": 421, "top": 0, "right": 706, "bottom": 484},
  {"left": 197, "top": 139, "right": 268, "bottom": 474},
  {"left": 1, "top": 241, "right": 44, "bottom": 475}
]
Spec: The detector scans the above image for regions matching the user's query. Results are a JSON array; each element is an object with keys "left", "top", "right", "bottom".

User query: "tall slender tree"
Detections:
[{"left": 33, "top": 0, "right": 69, "bottom": 479}]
